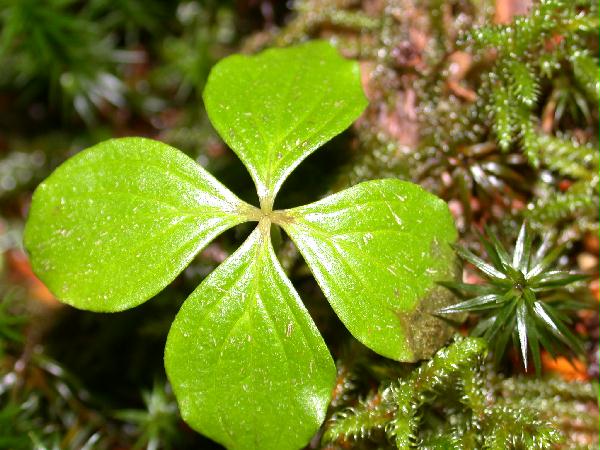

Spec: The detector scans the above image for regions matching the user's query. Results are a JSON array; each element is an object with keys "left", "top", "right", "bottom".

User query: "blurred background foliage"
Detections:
[{"left": 0, "top": 0, "right": 597, "bottom": 449}]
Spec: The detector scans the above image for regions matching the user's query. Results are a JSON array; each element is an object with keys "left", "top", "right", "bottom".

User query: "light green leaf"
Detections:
[
  {"left": 280, "top": 179, "right": 459, "bottom": 361},
  {"left": 203, "top": 40, "right": 367, "bottom": 207},
  {"left": 165, "top": 225, "right": 335, "bottom": 450},
  {"left": 24, "top": 137, "right": 256, "bottom": 312}
]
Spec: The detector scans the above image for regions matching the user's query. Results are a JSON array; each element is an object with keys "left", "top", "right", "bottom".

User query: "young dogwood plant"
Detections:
[{"left": 24, "top": 41, "right": 459, "bottom": 450}]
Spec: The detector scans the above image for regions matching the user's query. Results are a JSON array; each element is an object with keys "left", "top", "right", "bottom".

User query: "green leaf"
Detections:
[
  {"left": 516, "top": 300, "right": 529, "bottom": 370},
  {"left": 483, "top": 225, "right": 511, "bottom": 268},
  {"left": 531, "top": 271, "right": 588, "bottom": 289},
  {"left": 280, "top": 179, "right": 459, "bottom": 361},
  {"left": 528, "top": 242, "right": 565, "bottom": 278},
  {"left": 477, "top": 231, "right": 504, "bottom": 271},
  {"left": 165, "top": 226, "right": 335, "bottom": 450},
  {"left": 437, "top": 281, "right": 495, "bottom": 297},
  {"left": 24, "top": 137, "right": 255, "bottom": 312},
  {"left": 437, "top": 294, "right": 506, "bottom": 314},
  {"left": 203, "top": 40, "right": 367, "bottom": 207},
  {"left": 525, "top": 305, "right": 542, "bottom": 375},
  {"left": 454, "top": 245, "right": 508, "bottom": 282},
  {"left": 512, "top": 222, "right": 532, "bottom": 272},
  {"left": 533, "top": 302, "right": 585, "bottom": 355}
]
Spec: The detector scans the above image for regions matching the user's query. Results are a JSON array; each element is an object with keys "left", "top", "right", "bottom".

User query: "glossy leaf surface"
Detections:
[
  {"left": 165, "top": 226, "right": 335, "bottom": 450},
  {"left": 203, "top": 40, "right": 367, "bottom": 205},
  {"left": 281, "top": 179, "right": 459, "bottom": 361},
  {"left": 24, "top": 137, "right": 254, "bottom": 311},
  {"left": 23, "top": 41, "right": 463, "bottom": 450}
]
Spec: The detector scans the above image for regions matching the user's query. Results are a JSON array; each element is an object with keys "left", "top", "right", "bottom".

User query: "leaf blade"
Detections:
[
  {"left": 203, "top": 41, "right": 367, "bottom": 203},
  {"left": 165, "top": 227, "right": 336, "bottom": 450},
  {"left": 437, "top": 293, "right": 506, "bottom": 314},
  {"left": 281, "top": 179, "right": 459, "bottom": 361},
  {"left": 24, "top": 137, "right": 254, "bottom": 312}
]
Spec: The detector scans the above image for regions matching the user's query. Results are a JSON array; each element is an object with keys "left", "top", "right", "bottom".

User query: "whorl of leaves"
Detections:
[{"left": 440, "top": 223, "right": 588, "bottom": 373}]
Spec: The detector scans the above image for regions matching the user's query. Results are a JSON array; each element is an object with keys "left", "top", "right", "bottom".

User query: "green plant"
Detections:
[
  {"left": 455, "top": 0, "right": 598, "bottom": 230},
  {"left": 439, "top": 223, "right": 588, "bottom": 373},
  {"left": 0, "top": 0, "right": 123, "bottom": 123},
  {"left": 23, "top": 41, "right": 460, "bottom": 449},
  {"left": 322, "top": 336, "right": 563, "bottom": 449},
  {"left": 115, "top": 380, "right": 179, "bottom": 450},
  {"left": 153, "top": 1, "right": 236, "bottom": 101},
  {"left": 411, "top": 0, "right": 598, "bottom": 236},
  {"left": 526, "top": 133, "right": 599, "bottom": 239},
  {"left": 465, "top": 0, "right": 599, "bottom": 165},
  {"left": 0, "top": 344, "right": 118, "bottom": 450},
  {"left": 0, "top": 295, "right": 25, "bottom": 349}
]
